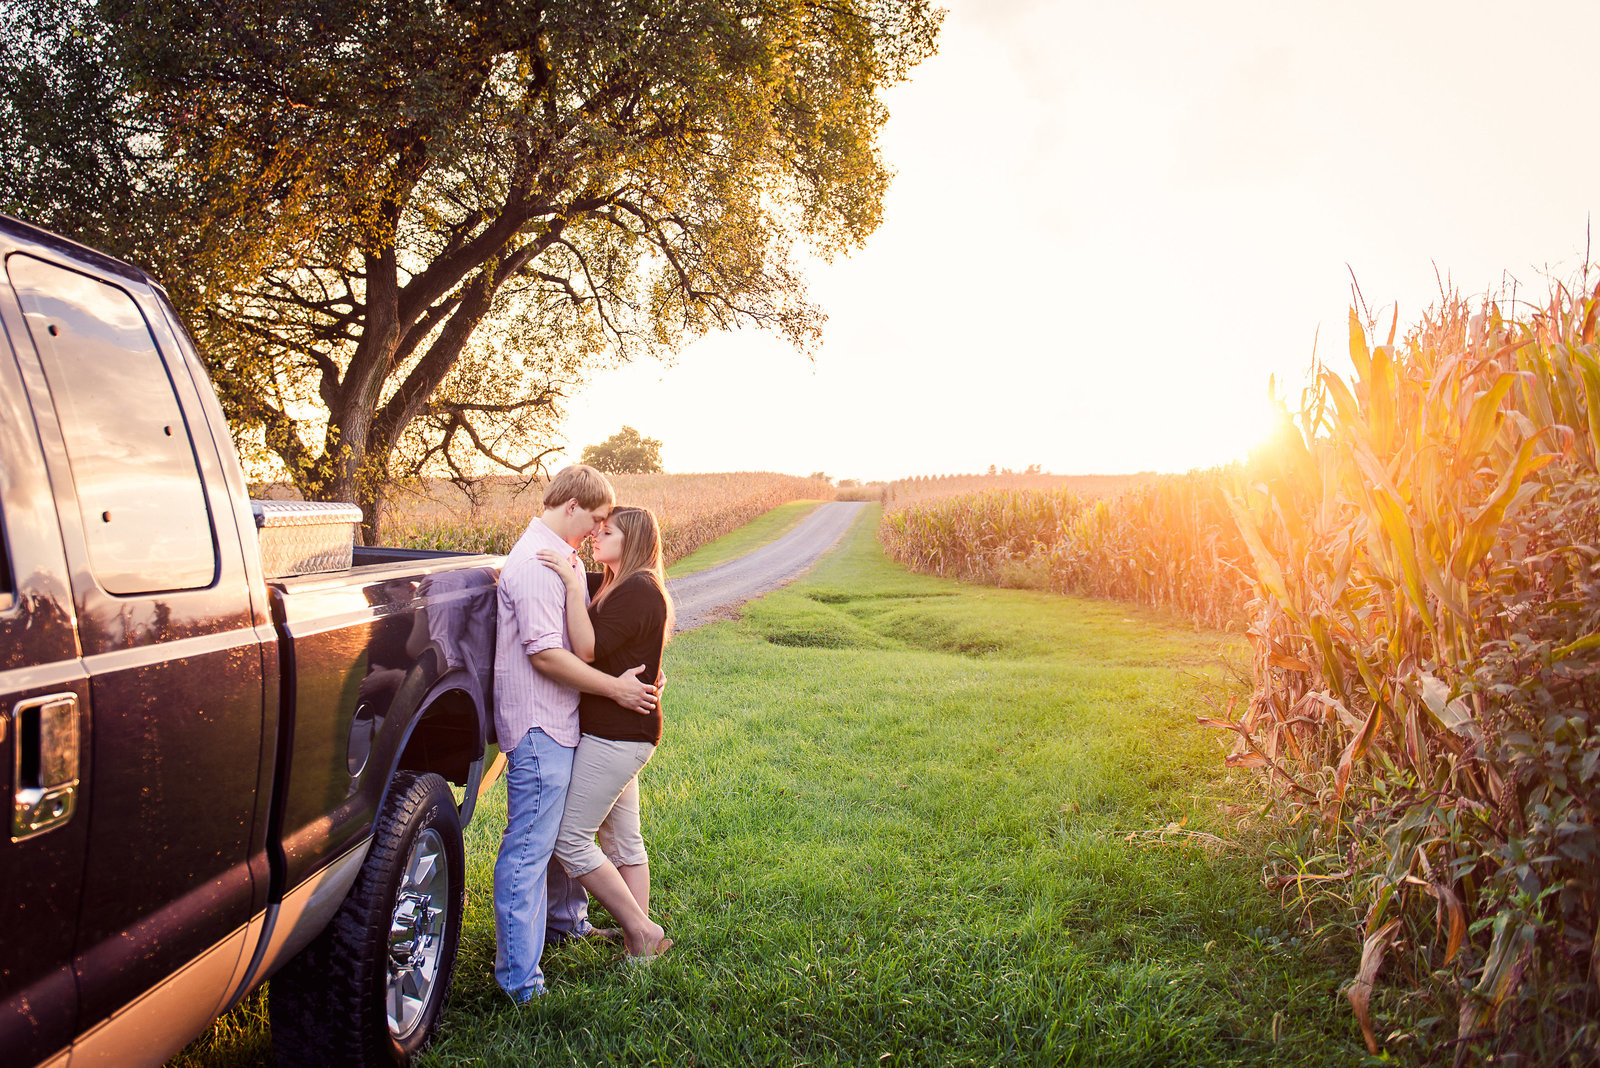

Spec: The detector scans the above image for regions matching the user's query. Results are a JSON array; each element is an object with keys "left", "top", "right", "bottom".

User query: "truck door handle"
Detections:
[{"left": 10, "top": 693, "right": 80, "bottom": 842}]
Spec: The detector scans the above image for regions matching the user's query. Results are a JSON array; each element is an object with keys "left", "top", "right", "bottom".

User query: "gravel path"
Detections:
[{"left": 668, "top": 501, "right": 868, "bottom": 632}]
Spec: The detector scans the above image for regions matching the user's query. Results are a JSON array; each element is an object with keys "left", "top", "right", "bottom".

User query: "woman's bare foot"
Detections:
[
  {"left": 622, "top": 937, "right": 672, "bottom": 967},
  {"left": 624, "top": 920, "right": 671, "bottom": 958}
]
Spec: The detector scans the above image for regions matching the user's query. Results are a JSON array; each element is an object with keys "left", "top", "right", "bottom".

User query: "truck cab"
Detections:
[{"left": 0, "top": 215, "right": 499, "bottom": 1067}]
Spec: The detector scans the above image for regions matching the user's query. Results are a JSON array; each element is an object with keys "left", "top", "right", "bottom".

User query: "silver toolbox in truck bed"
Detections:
[{"left": 250, "top": 500, "right": 364, "bottom": 578}]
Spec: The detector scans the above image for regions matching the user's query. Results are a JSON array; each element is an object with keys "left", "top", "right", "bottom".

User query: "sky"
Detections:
[{"left": 552, "top": 0, "right": 1600, "bottom": 484}]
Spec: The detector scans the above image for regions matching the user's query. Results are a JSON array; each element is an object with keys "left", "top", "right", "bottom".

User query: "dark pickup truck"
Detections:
[{"left": 0, "top": 215, "right": 503, "bottom": 1067}]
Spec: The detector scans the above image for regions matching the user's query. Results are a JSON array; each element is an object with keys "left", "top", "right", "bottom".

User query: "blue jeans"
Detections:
[{"left": 493, "top": 726, "right": 591, "bottom": 999}]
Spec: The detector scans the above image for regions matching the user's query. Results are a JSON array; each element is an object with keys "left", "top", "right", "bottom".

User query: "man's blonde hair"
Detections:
[{"left": 542, "top": 465, "right": 615, "bottom": 511}]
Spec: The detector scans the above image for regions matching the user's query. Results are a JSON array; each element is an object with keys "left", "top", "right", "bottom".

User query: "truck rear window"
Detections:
[{"left": 6, "top": 255, "right": 217, "bottom": 595}]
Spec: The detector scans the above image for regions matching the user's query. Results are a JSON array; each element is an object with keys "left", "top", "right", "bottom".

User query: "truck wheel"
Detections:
[{"left": 271, "top": 771, "right": 465, "bottom": 1067}]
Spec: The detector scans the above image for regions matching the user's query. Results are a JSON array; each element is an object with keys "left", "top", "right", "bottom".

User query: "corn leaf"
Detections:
[
  {"left": 1470, "top": 912, "right": 1532, "bottom": 1021},
  {"left": 1347, "top": 919, "right": 1402, "bottom": 1055},
  {"left": 1368, "top": 345, "right": 1396, "bottom": 456},
  {"left": 1348, "top": 309, "right": 1372, "bottom": 386},
  {"left": 1457, "top": 374, "right": 1516, "bottom": 466},
  {"left": 1450, "top": 438, "right": 1556, "bottom": 578},
  {"left": 1553, "top": 632, "right": 1600, "bottom": 660},
  {"left": 1225, "top": 497, "right": 1292, "bottom": 609},
  {"left": 1429, "top": 881, "right": 1467, "bottom": 965},
  {"left": 1334, "top": 701, "right": 1383, "bottom": 802}
]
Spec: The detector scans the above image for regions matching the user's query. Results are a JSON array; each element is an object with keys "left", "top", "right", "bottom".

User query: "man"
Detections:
[{"left": 492, "top": 464, "right": 659, "bottom": 1002}]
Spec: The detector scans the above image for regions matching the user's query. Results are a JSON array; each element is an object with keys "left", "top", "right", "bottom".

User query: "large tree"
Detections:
[{"left": 0, "top": 0, "right": 941, "bottom": 539}]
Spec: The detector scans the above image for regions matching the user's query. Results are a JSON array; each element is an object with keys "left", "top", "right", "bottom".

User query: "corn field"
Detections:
[
  {"left": 879, "top": 472, "right": 1252, "bottom": 629},
  {"left": 259, "top": 471, "right": 835, "bottom": 565},
  {"left": 880, "top": 282, "right": 1600, "bottom": 1062},
  {"left": 880, "top": 470, "right": 1156, "bottom": 510}
]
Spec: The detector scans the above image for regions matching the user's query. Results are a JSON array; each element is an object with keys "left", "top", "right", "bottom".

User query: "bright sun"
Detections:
[{"left": 1104, "top": 386, "right": 1290, "bottom": 475}]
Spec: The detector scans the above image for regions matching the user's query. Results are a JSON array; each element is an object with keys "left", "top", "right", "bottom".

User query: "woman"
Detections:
[{"left": 539, "top": 506, "right": 674, "bottom": 961}]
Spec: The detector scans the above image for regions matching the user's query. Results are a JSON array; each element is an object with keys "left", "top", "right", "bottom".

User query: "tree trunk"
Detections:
[
  {"left": 356, "top": 480, "right": 387, "bottom": 548},
  {"left": 304, "top": 437, "right": 386, "bottom": 546}
]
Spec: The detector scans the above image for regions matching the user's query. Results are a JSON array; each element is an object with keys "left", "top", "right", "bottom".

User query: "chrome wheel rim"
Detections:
[{"left": 386, "top": 827, "right": 449, "bottom": 1039}]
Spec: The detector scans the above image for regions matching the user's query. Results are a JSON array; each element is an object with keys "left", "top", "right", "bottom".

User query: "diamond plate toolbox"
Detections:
[{"left": 250, "top": 500, "right": 364, "bottom": 578}]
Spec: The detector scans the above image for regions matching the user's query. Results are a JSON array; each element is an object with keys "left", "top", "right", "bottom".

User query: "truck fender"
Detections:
[{"left": 378, "top": 670, "right": 491, "bottom": 827}]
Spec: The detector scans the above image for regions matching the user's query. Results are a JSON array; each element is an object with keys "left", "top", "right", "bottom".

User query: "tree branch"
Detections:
[{"left": 415, "top": 401, "right": 562, "bottom": 478}]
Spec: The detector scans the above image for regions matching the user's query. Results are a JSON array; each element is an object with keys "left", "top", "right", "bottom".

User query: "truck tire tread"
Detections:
[{"left": 270, "top": 770, "right": 463, "bottom": 1067}]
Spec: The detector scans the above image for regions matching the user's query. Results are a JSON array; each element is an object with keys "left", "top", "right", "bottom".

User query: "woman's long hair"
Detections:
[{"left": 594, "top": 506, "right": 675, "bottom": 639}]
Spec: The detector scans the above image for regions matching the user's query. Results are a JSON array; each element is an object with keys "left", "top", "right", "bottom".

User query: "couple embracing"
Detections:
[{"left": 491, "top": 464, "right": 675, "bottom": 1002}]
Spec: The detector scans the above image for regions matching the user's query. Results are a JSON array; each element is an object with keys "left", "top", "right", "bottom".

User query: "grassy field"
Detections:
[{"left": 173, "top": 505, "right": 1369, "bottom": 1067}]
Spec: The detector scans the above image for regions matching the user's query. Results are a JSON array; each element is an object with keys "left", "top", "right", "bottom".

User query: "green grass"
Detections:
[
  {"left": 667, "top": 499, "right": 827, "bottom": 576},
  {"left": 172, "top": 506, "right": 1369, "bottom": 1067}
]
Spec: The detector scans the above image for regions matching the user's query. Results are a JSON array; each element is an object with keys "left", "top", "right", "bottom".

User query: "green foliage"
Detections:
[
  {"left": 0, "top": 0, "right": 942, "bottom": 539},
  {"left": 579, "top": 425, "right": 663, "bottom": 474},
  {"left": 1457, "top": 473, "right": 1600, "bottom": 1055},
  {"left": 0, "top": 2, "right": 145, "bottom": 254}
]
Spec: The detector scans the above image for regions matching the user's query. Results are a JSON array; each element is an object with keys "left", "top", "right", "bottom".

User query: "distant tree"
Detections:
[
  {"left": 581, "top": 427, "right": 662, "bottom": 475},
  {"left": 0, "top": 0, "right": 942, "bottom": 539},
  {"left": 1025, "top": 463, "right": 1042, "bottom": 474},
  {"left": 807, "top": 471, "right": 832, "bottom": 484},
  {"left": 987, "top": 464, "right": 998, "bottom": 476},
  {"left": 838, "top": 479, "right": 859, "bottom": 488}
]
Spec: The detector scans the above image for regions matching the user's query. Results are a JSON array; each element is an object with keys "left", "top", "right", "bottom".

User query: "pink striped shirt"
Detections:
[{"left": 493, "top": 519, "right": 588, "bottom": 749}]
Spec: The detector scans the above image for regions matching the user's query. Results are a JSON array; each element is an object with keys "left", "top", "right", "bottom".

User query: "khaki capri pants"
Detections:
[{"left": 554, "top": 734, "right": 655, "bottom": 878}]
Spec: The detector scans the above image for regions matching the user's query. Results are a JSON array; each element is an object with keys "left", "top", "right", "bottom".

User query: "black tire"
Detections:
[{"left": 271, "top": 771, "right": 465, "bottom": 1067}]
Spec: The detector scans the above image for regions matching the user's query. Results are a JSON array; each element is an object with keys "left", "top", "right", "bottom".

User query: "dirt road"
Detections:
[{"left": 668, "top": 501, "right": 867, "bottom": 631}]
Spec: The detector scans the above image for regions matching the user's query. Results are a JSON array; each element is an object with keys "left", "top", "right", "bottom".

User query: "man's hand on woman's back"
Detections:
[{"left": 610, "top": 664, "right": 659, "bottom": 714}]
